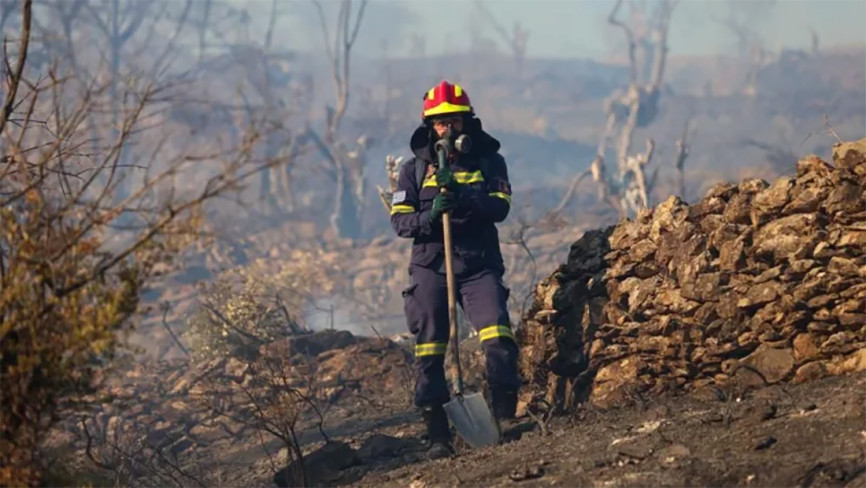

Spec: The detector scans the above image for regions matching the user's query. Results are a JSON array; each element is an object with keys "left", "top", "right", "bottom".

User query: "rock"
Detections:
[
  {"left": 189, "top": 424, "right": 225, "bottom": 444},
  {"left": 263, "top": 330, "right": 358, "bottom": 359},
  {"left": 835, "top": 229, "right": 866, "bottom": 249},
  {"left": 832, "top": 138, "right": 866, "bottom": 172},
  {"left": 518, "top": 140, "right": 866, "bottom": 410},
  {"left": 825, "top": 180, "right": 865, "bottom": 216},
  {"left": 787, "top": 259, "right": 816, "bottom": 276},
  {"left": 754, "top": 436, "right": 777, "bottom": 450},
  {"left": 821, "top": 332, "right": 858, "bottom": 355},
  {"left": 784, "top": 182, "right": 831, "bottom": 215},
  {"left": 592, "top": 357, "right": 643, "bottom": 407},
  {"left": 223, "top": 357, "right": 248, "bottom": 381},
  {"left": 793, "top": 361, "right": 828, "bottom": 383},
  {"left": 806, "top": 294, "right": 835, "bottom": 309},
  {"left": 825, "top": 348, "right": 866, "bottom": 375},
  {"left": 612, "top": 437, "right": 655, "bottom": 460},
  {"left": 723, "top": 193, "right": 755, "bottom": 225},
  {"left": 628, "top": 239, "right": 657, "bottom": 262},
  {"left": 649, "top": 196, "right": 689, "bottom": 242},
  {"left": 738, "top": 281, "right": 785, "bottom": 310},
  {"left": 754, "top": 266, "right": 782, "bottom": 284},
  {"left": 753, "top": 214, "right": 822, "bottom": 260},
  {"left": 655, "top": 288, "right": 700, "bottom": 315},
  {"left": 838, "top": 313, "right": 866, "bottom": 328},
  {"left": 719, "top": 236, "right": 747, "bottom": 271},
  {"left": 753, "top": 176, "right": 793, "bottom": 213},
  {"left": 274, "top": 441, "right": 358, "bottom": 487},
  {"left": 689, "top": 196, "right": 726, "bottom": 219},
  {"left": 739, "top": 346, "right": 795, "bottom": 384},
  {"left": 758, "top": 404, "right": 777, "bottom": 421},
  {"left": 827, "top": 256, "right": 860, "bottom": 277},
  {"left": 796, "top": 155, "right": 834, "bottom": 177},
  {"left": 657, "top": 443, "right": 691, "bottom": 462},
  {"left": 792, "top": 334, "right": 821, "bottom": 362},
  {"left": 509, "top": 463, "right": 546, "bottom": 482},
  {"left": 704, "top": 182, "right": 739, "bottom": 200},
  {"left": 739, "top": 178, "right": 770, "bottom": 194},
  {"left": 357, "top": 434, "right": 420, "bottom": 461}
]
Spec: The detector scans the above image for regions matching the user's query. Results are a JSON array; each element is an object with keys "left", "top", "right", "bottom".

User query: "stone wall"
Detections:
[{"left": 518, "top": 139, "right": 866, "bottom": 410}]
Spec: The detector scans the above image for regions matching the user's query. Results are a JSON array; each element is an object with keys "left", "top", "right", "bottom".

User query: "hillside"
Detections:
[
  {"left": 49, "top": 139, "right": 866, "bottom": 487},
  {"left": 116, "top": 45, "right": 866, "bottom": 361}
]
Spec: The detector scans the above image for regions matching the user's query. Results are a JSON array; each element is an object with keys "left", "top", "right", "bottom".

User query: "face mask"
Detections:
[{"left": 440, "top": 123, "right": 457, "bottom": 142}]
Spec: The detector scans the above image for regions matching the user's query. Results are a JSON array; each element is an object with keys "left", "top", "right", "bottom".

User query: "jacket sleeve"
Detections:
[
  {"left": 390, "top": 159, "right": 434, "bottom": 238},
  {"left": 458, "top": 154, "right": 512, "bottom": 224}
]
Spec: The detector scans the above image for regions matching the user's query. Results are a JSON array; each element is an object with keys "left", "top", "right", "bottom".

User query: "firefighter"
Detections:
[{"left": 390, "top": 80, "right": 520, "bottom": 459}]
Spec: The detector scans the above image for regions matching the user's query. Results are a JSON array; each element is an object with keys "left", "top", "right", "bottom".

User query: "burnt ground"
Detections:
[
  {"left": 48, "top": 338, "right": 865, "bottom": 487},
  {"left": 348, "top": 372, "right": 866, "bottom": 488}
]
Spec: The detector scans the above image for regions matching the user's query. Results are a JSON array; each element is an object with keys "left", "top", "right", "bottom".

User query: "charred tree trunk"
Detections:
[
  {"left": 331, "top": 161, "right": 363, "bottom": 238},
  {"left": 312, "top": 0, "right": 368, "bottom": 240},
  {"left": 572, "top": 0, "right": 677, "bottom": 219},
  {"left": 86, "top": 0, "right": 147, "bottom": 202},
  {"left": 475, "top": 1, "right": 529, "bottom": 77}
]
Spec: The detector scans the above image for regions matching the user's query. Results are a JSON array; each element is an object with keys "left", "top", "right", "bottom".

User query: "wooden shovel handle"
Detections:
[{"left": 441, "top": 188, "right": 463, "bottom": 396}]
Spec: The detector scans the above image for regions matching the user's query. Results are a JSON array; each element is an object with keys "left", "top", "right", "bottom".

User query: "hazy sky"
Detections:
[
  {"left": 251, "top": 0, "right": 866, "bottom": 60},
  {"left": 402, "top": 0, "right": 866, "bottom": 58}
]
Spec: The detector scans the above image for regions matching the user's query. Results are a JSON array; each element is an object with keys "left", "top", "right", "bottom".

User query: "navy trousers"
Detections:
[{"left": 402, "top": 264, "right": 520, "bottom": 407}]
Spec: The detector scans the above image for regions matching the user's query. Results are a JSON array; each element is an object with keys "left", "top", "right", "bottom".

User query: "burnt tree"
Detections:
[
  {"left": 556, "top": 0, "right": 680, "bottom": 219},
  {"left": 475, "top": 0, "right": 530, "bottom": 76},
  {"left": 310, "top": 0, "right": 370, "bottom": 240},
  {"left": 711, "top": 0, "right": 777, "bottom": 97}
]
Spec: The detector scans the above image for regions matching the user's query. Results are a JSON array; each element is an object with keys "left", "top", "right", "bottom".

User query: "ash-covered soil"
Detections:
[{"left": 352, "top": 372, "right": 865, "bottom": 488}]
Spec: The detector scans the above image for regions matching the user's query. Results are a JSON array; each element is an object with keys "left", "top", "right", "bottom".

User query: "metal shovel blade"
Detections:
[{"left": 443, "top": 392, "right": 501, "bottom": 449}]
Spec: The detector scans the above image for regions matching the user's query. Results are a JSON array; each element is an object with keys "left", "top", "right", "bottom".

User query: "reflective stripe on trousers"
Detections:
[{"left": 402, "top": 264, "right": 520, "bottom": 407}]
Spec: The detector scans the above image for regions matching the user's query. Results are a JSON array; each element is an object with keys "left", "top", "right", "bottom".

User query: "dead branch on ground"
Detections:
[
  {"left": 80, "top": 415, "right": 211, "bottom": 488},
  {"left": 195, "top": 344, "right": 336, "bottom": 488}
]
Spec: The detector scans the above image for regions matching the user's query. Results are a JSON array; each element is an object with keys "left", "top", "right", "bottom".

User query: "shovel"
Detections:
[{"left": 435, "top": 136, "right": 501, "bottom": 450}]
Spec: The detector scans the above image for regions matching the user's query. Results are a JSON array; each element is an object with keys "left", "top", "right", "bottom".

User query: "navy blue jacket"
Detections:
[{"left": 390, "top": 117, "right": 512, "bottom": 274}]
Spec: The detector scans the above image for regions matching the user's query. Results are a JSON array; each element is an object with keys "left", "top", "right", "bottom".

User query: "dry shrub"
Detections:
[
  {"left": 185, "top": 249, "right": 340, "bottom": 362},
  {"left": 1, "top": 2, "right": 289, "bottom": 483}
]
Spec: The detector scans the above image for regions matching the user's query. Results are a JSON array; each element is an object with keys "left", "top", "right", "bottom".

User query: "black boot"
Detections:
[
  {"left": 492, "top": 389, "right": 525, "bottom": 442},
  {"left": 491, "top": 389, "right": 517, "bottom": 421},
  {"left": 422, "top": 406, "right": 453, "bottom": 460}
]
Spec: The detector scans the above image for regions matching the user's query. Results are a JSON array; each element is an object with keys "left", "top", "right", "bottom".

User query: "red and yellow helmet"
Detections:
[{"left": 421, "top": 80, "right": 473, "bottom": 120}]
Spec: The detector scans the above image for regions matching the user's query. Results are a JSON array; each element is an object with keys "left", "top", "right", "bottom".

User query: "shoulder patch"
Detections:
[
  {"left": 498, "top": 180, "right": 512, "bottom": 195},
  {"left": 391, "top": 190, "right": 407, "bottom": 205}
]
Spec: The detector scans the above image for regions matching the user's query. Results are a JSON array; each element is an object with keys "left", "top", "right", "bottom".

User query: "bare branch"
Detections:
[
  {"left": 202, "top": 301, "right": 267, "bottom": 346},
  {"left": 647, "top": 0, "right": 675, "bottom": 89},
  {"left": 474, "top": 0, "right": 528, "bottom": 71},
  {"left": 160, "top": 301, "right": 191, "bottom": 358},
  {"left": 674, "top": 118, "right": 692, "bottom": 198},
  {"left": 1, "top": 0, "right": 31, "bottom": 135},
  {"left": 822, "top": 114, "right": 842, "bottom": 144},
  {"left": 608, "top": 0, "right": 637, "bottom": 84},
  {"left": 264, "top": 0, "right": 278, "bottom": 51},
  {"left": 552, "top": 167, "right": 592, "bottom": 215}
]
